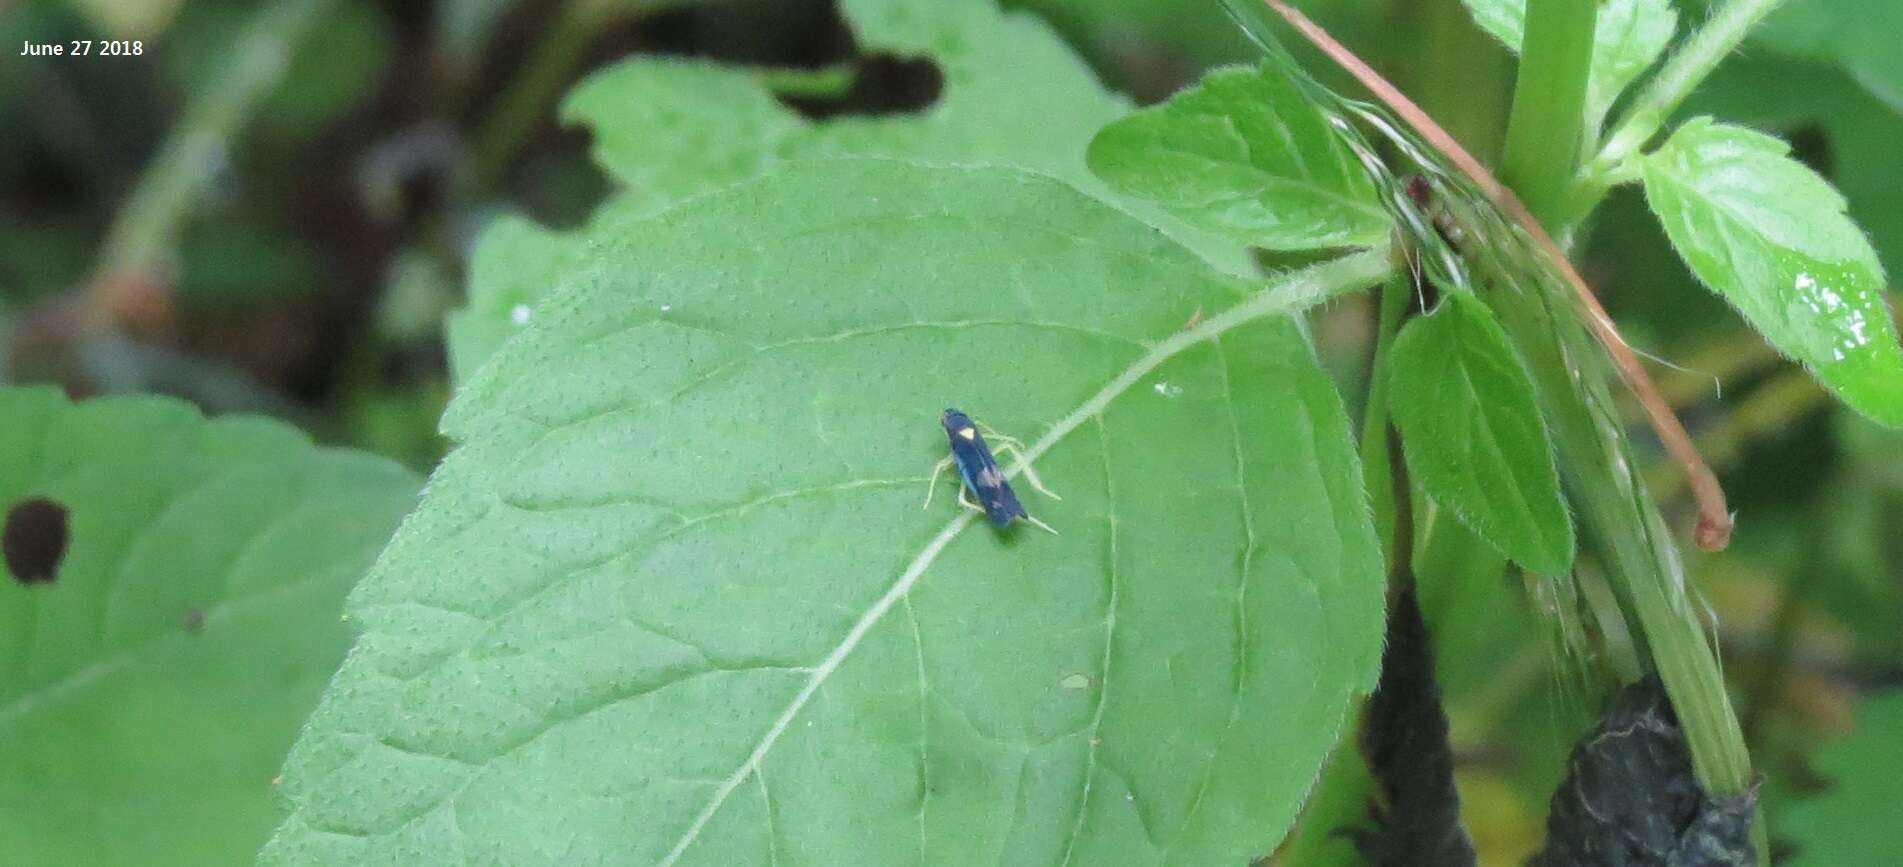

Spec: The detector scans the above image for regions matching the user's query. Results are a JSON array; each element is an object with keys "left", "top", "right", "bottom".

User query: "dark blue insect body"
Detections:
[{"left": 941, "top": 408, "right": 1028, "bottom": 528}]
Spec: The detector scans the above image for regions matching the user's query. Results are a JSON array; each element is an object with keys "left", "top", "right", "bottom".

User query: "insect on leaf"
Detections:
[{"left": 262, "top": 160, "right": 1389, "bottom": 866}]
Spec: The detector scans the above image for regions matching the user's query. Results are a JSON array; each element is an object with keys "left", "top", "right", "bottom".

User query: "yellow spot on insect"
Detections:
[{"left": 958, "top": 427, "right": 977, "bottom": 440}]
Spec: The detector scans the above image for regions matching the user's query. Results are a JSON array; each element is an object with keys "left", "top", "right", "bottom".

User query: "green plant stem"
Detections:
[
  {"left": 1499, "top": 0, "right": 1599, "bottom": 227},
  {"left": 1358, "top": 274, "right": 1412, "bottom": 566},
  {"left": 1478, "top": 272, "right": 1760, "bottom": 826},
  {"left": 94, "top": 0, "right": 331, "bottom": 297},
  {"left": 1491, "top": 0, "right": 1759, "bottom": 828},
  {"left": 1576, "top": 0, "right": 1787, "bottom": 214}
]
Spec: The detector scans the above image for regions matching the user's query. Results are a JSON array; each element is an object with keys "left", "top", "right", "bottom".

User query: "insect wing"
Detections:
[{"left": 946, "top": 427, "right": 1026, "bottom": 528}]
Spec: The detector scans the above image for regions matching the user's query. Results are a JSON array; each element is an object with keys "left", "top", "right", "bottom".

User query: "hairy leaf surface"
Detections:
[
  {"left": 1085, "top": 63, "right": 1391, "bottom": 252},
  {"left": 0, "top": 389, "right": 417, "bottom": 866},
  {"left": 1388, "top": 294, "right": 1574, "bottom": 576},
  {"left": 1643, "top": 118, "right": 1903, "bottom": 426},
  {"left": 264, "top": 161, "right": 1388, "bottom": 865}
]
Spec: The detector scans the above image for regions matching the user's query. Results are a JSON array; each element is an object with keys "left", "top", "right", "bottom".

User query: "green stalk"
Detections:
[
  {"left": 1490, "top": 0, "right": 1761, "bottom": 852},
  {"left": 1574, "top": 0, "right": 1788, "bottom": 216},
  {"left": 1358, "top": 275, "right": 1412, "bottom": 566},
  {"left": 1498, "top": 0, "right": 1598, "bottom": 226}
]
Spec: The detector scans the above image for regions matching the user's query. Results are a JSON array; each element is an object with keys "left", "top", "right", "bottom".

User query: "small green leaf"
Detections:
[
  {"left": 1461, "top": 0, "right": 1676, "bottom": 131},
  {"left": 264, "top": 161, "right": 1389, "bottom": 865},
  {"left": 1388, "top": 293, "right": 1574, "bottom": 576},
  {"left": 1782, "top": 691, "right": 1903, "bottom": 866},
  {"left": 1086, "top": 63, "right": 1391, "bottom": 252},
  {"left": 1642, "top": 118, "right": 1903, "bottom": 426},
  {"left": 0, "top": 388, "right": 417, "bottom": 866}
]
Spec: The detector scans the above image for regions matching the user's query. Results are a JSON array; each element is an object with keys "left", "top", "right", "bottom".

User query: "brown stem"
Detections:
[{"left": 1260, "top": 0, "right": 1732, "bottom": 550}]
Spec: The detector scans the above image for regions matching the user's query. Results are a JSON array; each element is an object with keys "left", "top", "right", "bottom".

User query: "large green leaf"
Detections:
[
  {"left": 1782, "top": 691, "right": 1903, "bottom": 866},
  {"left": 1085, "top": 63, "right": 1392, "bottom": 252},
  {"left": 449, "top": 0, "right": 1251, "bottom": 384},
  {"left": 0, "top": 388, "right": 417, "bottom": 866},
  {"left": 1642, "top": 118, "right": 1903, "bottom": 426},
  {"left": 263, "top": 161, "right": 1389, "bottom": 865},
  {"left": 1388, "top": 293, "right": 1574, "bottom": 576},
  {"left": 1460, "top": 0, "right": 1676, "bottom": 132}
]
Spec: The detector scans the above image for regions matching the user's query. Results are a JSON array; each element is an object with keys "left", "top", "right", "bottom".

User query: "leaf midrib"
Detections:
[{"left": 658, "top": 249, "right": 1392, "bottom": 864}]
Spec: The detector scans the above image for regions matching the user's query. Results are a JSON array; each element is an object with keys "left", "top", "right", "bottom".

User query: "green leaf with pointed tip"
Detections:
[
  {"left": 1782, "top": 691, "right": 1903, "bottom": 866},
  {"left": 1388, "top": 293, "right": 1574, "bottom": 576},
  {"left": 0, "top": 388, "right": 417, "bottom": 866},
  {"left": 1085, "top": 63, "right": 1392, "bottom": 252},
  {"left": 1460, "top": 0, "right": 1676, "bottom": 131},
  {"left": 263, "top": 161, "right": 1389, "bottom": 865},
  {"left": 1642, "top": 118, "right": 1903, "bottom": 427},
  {"left": 446, "top": 0, "right": 1251, "bottom": 385}
]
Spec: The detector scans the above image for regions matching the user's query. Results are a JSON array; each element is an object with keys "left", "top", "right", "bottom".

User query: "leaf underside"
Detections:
[{"left": 263, "top": 160, "right": 1386, "bottom": 865}]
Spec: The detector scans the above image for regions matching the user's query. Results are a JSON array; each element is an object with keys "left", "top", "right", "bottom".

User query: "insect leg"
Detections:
[
  {"left": 956, "top": 485, "right": 987, "bottom": 514},
  {"left": 989, "top": 442, "right": 1062, "bottom": 501},
  {"left": 1021, "top": 513, "right": 1059, "bottom": 535},
  {"left": 921, "top": 455, "right": 955, "bottom": 510}
]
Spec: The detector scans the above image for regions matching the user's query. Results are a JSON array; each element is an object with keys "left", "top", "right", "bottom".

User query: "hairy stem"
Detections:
[{"left": 1580, "top": 0, "right": 1788, "bottom": 204}]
